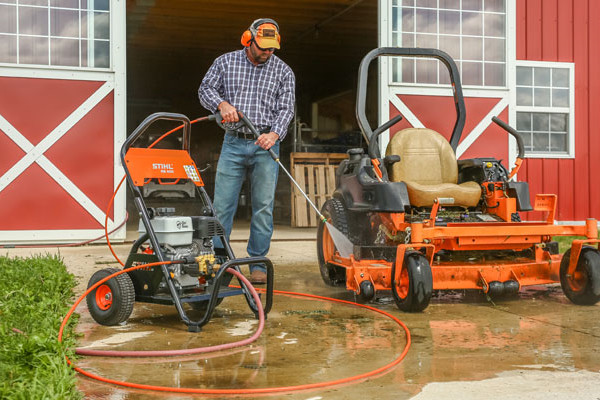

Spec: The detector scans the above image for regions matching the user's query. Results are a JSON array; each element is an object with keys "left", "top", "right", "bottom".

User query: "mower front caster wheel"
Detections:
[
  {"left": 560, "top": 247, "right": 600, "bottom": 305},
  {"left": 392, "top": 252, "right": 433, "bottom": 312},
  {"left": 356, "top": 280, "right": 375, "bottom": 303},
  {"left": 86, "top": 268, "right": 135, "bottom": 326}
]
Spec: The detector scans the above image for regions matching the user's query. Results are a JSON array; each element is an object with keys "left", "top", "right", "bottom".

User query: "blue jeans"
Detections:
[{"left": 213, "top": 133, "right": 279, "bottom": 273}]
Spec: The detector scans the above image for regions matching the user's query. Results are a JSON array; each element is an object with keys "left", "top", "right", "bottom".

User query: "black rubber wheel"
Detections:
[
  {"left": 86, "top": 268, "right": 135, "bottom": 326},
  {"left": 392, "top": 252, "right": 433, "bottom": 312},
  {"left": 357, "top": 280, "right": 375, "bottom": 303},
  {"left": 317, "top": 198, "right": 349, "bottom": 286},
  {"left": 560, "top": 247, "right": 600, "bottom": 305}
]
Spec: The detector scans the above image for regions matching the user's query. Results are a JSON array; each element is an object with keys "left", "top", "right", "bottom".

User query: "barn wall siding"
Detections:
[{"left": 517, "top": 0, "right": 598, "bottom": 222}]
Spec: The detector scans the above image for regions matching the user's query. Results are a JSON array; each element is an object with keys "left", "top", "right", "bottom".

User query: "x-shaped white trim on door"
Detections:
[{"left": 0, "top": 81, "right": 114, "bottom": 227}]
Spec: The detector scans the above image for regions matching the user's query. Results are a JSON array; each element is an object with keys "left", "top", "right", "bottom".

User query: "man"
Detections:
[{"left": 198, "top": 18, "right": 295, "bottom": 284}]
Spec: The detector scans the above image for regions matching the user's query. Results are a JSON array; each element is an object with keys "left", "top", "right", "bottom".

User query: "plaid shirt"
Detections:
[{"left": 198, "top": 49, "right": 295, "bottom": 140}]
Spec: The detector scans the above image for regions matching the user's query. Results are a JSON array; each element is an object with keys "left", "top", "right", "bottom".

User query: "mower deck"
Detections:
[{"left": 324, "top": 213, "right": 598, "bottom": 294}]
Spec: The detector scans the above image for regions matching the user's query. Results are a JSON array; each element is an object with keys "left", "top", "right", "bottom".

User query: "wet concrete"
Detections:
[{"left": 5, "top": 227, "right": 600, "bottom": 399}]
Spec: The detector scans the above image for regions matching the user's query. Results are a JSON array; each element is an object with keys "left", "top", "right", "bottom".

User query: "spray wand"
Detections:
[{"left": 218, "top": 112, "right": 354, "bottom": 258}]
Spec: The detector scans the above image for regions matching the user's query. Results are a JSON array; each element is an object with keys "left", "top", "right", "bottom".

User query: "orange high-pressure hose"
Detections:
[{"left": 63, "top": 115, "right": 412, "bottom": 395}]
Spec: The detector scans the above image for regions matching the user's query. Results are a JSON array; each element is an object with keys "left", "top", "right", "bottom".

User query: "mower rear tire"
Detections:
[
  {"left": 317, "top": 198, "right": 349, "bottom": 286},
  {"left": 560, "top": 247, "right": 600, "bottom": 305},
  {"left": 392, "top": 252, "right": 433, "bottom": 312},
  {"left": 86, "top": 268, "right": 135, "bottom": 326}
]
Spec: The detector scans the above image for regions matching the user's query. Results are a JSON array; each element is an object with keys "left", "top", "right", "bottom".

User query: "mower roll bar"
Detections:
[{"left": 356, "top": 47, "right": 466, "bottom": 158}]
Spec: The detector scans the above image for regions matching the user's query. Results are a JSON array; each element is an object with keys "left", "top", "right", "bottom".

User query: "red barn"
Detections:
[
  {"left": 0, "top": 2, "right": 126, "bottom": 244},
  {"left": 0, "top": 0, "right": 597, "bottom": 244}
]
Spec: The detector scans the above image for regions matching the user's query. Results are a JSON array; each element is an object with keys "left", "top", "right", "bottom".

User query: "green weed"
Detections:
[{"left": 0, "top": 255, "right": 81, "bottom": 400}]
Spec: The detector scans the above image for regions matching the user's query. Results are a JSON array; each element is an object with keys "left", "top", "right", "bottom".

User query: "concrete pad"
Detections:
[{"left": 3, "top": 227, "right": 600, "bottom": 399}]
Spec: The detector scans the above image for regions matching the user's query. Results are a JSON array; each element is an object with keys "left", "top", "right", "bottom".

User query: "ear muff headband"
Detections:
[{"left": 240, "top": 18, "right": 280, "bottom": 47}]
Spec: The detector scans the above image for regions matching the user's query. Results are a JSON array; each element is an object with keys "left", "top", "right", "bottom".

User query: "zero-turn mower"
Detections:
[
  {"left": 86, "top": 112, "right": 273, "bottom": 332},
  {"left": 317, "top": 48, "right": 600, "bottom": 312}
]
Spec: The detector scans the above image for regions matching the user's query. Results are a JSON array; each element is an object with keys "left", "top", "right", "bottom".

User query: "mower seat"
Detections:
[{"left": 385, "top": 128, "right": 481, "bottom": 208}]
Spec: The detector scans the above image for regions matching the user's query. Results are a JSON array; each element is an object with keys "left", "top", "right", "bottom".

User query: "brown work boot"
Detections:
[{"left": 250, "top": 270, "right": 267, "bottom": 285}]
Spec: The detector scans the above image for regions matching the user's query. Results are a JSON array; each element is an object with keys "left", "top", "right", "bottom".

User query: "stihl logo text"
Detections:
[{"left": 152, "top": 163, "right": 174, "bottom": 173}]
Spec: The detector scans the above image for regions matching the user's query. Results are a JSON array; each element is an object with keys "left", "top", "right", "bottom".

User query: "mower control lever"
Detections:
[
  {"left": 368, "top": 114, "right": 403, "bottom": 159},
  {"left": 491, "top": 116, "right": 525, "bottom": 180},
  {"left": 384, "top": 155, "right": 401, "bottom": 168},
  {"left": 492, "top": 116, "right": 525, "bottom": 159}
]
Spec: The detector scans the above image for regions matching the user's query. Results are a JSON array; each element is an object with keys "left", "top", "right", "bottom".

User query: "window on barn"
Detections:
[
  {"left": 0, "top": 0, "right": 110, "bottom": 69},
  {"left": 515, "top": 63, "right": 574, "bottom": 157},
  {"left": 391, "top": 0, "right": 506, "bottom": 87}
]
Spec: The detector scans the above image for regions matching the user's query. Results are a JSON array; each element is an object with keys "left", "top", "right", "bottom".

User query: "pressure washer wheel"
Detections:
[
  {"left": 86, "top": 268, "right": 135, "bottom": 326},
  {"left": 317, "top": 198, "right": 349, "bottom": 286},
  {"left": 560, "top": 247, "right": 600, "bottom": 305},
  {"left": 392, "top": 252, "right": 433, "bottom": 312}
]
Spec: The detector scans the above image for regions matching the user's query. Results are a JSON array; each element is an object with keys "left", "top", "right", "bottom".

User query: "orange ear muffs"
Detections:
[
  {"left": 240, "top": 29, "right": 253, "bottom": 47},
  {"left": 241, "top": 18, "right": 280, "bottom": 48}
]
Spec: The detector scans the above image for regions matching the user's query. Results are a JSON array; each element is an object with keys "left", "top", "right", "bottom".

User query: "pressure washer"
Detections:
[{"left": 85, "top": 112, "right": 275, "bottom": 332}]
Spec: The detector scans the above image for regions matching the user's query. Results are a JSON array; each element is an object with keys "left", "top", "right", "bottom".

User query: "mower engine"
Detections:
[{"left": 138, "top": 207, "right": 223, "bottom": 290}]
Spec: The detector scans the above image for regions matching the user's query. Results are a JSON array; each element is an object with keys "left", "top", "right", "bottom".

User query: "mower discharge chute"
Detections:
[
  {"left": 317, "top": 47, "right": 600, "bottom": 312},
  {"left": 86, "top": 112, "right": 273, "bottom": 332}
]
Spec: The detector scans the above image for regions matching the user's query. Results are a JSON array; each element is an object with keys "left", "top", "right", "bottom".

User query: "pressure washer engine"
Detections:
[
  {"left": 86, "top": 112, "right": 273, "bottom": 332},
  {"left": 136, "top": 207, "right": 224, "bottom": 292}
]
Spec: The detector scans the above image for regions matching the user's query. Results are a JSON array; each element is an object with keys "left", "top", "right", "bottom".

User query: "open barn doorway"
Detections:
[{"left": 125, "top": 0, "right": 378, "bottom": 226}]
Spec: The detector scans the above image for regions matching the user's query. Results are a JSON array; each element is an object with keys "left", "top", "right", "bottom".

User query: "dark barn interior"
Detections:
[{"left": 125, "top": 0, "right": 379, "bottom": 224}]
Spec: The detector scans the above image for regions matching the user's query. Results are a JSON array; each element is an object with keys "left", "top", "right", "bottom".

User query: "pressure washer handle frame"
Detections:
[{"left": 120, "top": 112, "right": 192, "bottom": 162}]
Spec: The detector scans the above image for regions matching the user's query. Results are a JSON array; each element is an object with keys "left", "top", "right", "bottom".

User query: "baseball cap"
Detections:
[{"left": 254, "top": 23, "right": 280, "bottom": 49}]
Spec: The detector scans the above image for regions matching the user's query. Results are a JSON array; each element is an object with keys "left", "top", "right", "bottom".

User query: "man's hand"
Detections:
[
  {"left": 218, "top": 101, "right": 239, "bottom": 123},
  {"left": 255, "top": 132, "right": 279, "bottom": 150}
]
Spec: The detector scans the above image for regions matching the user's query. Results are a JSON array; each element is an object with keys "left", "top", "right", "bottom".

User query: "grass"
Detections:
[{"left": 0, "top": 255, "right": 81, "bottom": 400}]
